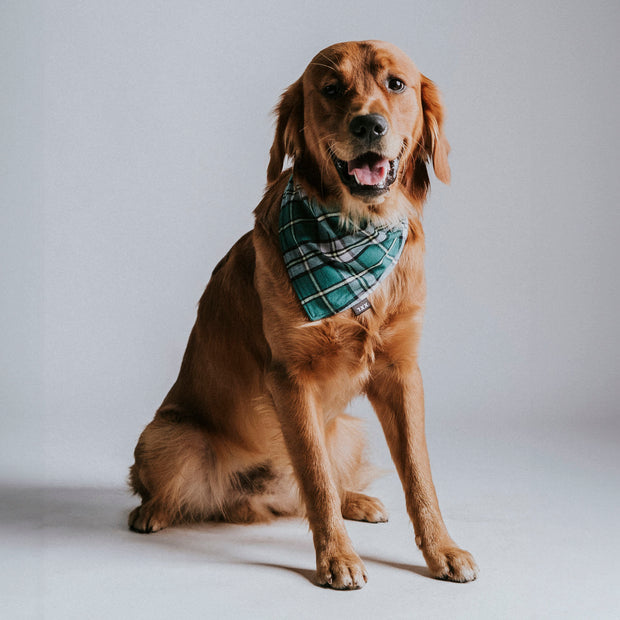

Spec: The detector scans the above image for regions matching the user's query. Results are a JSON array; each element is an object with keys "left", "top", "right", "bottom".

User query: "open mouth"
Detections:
[{"left": 331, "top": 151, "right": 400, "bottom": 198}]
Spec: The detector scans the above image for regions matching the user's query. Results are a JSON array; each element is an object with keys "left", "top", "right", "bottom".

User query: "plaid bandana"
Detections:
[{"left": 279, "top": 176, "right": 408, "bottom": 321}]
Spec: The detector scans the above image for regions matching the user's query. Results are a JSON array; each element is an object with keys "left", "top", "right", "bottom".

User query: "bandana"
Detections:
[{"left": 279, "top": 176, "right": 408, "bottom": 321}]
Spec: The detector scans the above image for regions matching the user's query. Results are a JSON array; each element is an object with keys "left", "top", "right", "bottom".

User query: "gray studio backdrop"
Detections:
[{"left": 2, "top": 1, "right": 618, "bottom": 485}]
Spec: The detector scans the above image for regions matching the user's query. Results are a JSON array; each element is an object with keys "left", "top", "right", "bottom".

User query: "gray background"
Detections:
[
  {"left": 4, "top": 0, "right": 618, "bottom": 485},
  {"left": 2, "top": 1, "right": 619, "bottom": 618}
]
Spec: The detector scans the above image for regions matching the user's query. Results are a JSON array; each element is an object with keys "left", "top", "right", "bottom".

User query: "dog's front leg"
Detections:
[
  {"left": 367, "top": 360, "right": 478, "bottom": 582},
  {"left": 267, "top": 363, "right": 368, "bottom": 590}
]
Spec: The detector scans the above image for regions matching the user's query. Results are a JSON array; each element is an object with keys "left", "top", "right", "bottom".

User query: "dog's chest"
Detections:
[{"left": 288, "top": 312, "right": 386, "bottom": 405}]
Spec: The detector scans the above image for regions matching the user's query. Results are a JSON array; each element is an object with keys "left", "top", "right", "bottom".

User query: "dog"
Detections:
[{"left": 129, "top": 40, "right": 478, "bottom": 589}]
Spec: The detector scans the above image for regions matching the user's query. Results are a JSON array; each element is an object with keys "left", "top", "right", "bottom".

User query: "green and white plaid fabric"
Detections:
[{"left": 279, "top": 176, "right": 408, "bottom": 321}]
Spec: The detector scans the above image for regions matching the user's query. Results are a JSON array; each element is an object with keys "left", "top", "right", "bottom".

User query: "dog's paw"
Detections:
[
  {"left": 342, "top": 491, "right": 389, "bottom": 523},
  {"left": 128, "top": 503, "right": 170, "bottom": 533},
  {"left": 425, "top": 545, "right": 479, "bottom": 583},
  {"left": 316, "top": 549, "right": 368, "bottom": 590}
]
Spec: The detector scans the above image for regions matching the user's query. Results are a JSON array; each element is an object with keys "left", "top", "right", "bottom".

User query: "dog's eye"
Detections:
[
  {"left": 387, "top": 77, "right": 406, "bottom": 93},
  {"left": 321, "top": 83, "right": 341, "bottom": 98}
]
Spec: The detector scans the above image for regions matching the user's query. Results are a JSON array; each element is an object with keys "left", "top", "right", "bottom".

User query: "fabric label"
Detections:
[{"left": 352, "top": 298, "right": 372, "bottom": 316}]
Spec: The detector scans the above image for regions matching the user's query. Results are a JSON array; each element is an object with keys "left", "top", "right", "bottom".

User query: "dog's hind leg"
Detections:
[
  {"left": 128, "top": 408, "right": 224, "bottom": 532},
  {"left": 324, "top": 412, "right": 389, "bottom": 523}
]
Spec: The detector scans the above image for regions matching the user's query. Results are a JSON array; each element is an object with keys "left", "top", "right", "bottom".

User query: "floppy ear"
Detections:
[
  {"left": 403, "top": 75, "right": 450, "bottom": 202},
  {"left": 267, "top": 78, "right": 304, "bottom": 184},
  {"left": 421, "top": 74, "right": 451, "bottom": 184}
]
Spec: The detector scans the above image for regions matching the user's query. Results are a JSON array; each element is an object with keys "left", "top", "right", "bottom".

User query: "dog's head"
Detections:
[{"left": 268, "top": 40, "right": 450, "bottom": 223}]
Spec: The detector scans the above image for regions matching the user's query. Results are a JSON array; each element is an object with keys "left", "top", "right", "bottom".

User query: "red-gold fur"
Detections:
[{"left": 129, "top": 40, "right": 478, "bottom": 589}]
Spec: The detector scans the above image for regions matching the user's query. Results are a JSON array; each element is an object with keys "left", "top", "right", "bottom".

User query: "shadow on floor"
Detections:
[{"left": 0, "top": 483, "right": 431, "bottom": 586}]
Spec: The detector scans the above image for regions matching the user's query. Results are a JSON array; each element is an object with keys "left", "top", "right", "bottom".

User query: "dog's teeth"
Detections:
[{"left": 353, "top": 171, "right": 362, "bottom": 185}]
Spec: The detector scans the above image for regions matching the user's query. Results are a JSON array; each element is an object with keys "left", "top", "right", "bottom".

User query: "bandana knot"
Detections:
[{"left": 279, "top": 176, "right": 408, "bottom": 321}]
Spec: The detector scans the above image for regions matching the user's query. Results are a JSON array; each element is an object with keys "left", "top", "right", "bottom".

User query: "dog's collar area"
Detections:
[
  {"left": 331, "top": 152, "right": 400, "bottom": 198},
  {"left": 279, "top": 176, "right": 408, "bottom": 321}
]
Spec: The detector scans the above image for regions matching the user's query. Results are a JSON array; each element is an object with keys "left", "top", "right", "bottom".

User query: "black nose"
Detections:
[{"left": 349, "top": 114, "right": 388, "bottom": 143}]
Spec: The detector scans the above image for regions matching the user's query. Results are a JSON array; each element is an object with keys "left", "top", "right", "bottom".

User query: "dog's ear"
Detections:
[
  {"left": 421, "top": 75, "right": 451, "bottom": 185},
  {"left": 267, "top": 78, "right": 304, "bottom": 184},
  {"left": 403, "top": 75, "right": 450, "bottom": 201}
]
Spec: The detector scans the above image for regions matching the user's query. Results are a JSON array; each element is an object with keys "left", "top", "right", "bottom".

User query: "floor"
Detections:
[{"left": 2, "top": 418, "right": 618, "bottom": 620}]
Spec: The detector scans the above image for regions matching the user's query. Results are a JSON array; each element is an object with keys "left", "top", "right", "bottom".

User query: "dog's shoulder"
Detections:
[{"left": 363, "top": 218, "right": 427, "bottom": 327}]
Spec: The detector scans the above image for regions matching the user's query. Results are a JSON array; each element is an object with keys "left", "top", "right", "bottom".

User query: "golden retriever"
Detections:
[{"left": 129, "top": 40, "right": 478, "bottom": 589}]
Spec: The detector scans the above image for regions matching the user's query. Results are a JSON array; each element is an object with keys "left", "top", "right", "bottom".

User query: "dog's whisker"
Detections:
[{"left": 309, "top": 61, "right": 339, "bottom": 73}]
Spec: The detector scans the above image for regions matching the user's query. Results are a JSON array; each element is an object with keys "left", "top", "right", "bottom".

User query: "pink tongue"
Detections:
[{"left": 347, "top": 158, "right": 389, "bottom": 185}]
